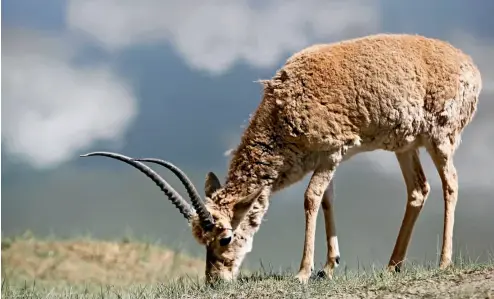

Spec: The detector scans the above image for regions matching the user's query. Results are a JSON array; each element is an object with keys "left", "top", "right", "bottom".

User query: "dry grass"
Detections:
[
  {"left": 1, "top": 233, "right": 204, "bottom": 288},
  {"left": 2, "top": 233, "right": 494, "bottom": 298}
]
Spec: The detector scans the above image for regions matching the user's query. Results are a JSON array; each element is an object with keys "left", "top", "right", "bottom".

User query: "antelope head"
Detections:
[{"left": 80, "top": 151, "right": 264, "bottom": 283}]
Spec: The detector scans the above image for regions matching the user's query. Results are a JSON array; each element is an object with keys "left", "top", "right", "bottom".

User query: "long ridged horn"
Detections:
[
  {"left": 133, "top": 158, "right": 214, "bottom": 230},
  {"left": 80, "top": 151, "right": 195, "bottom": 220}
]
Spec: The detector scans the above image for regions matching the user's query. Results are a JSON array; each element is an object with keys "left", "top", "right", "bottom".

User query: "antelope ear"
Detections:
[
  {"left": 204, "top": 172, "right": 221, "bottom": 198},
  {"left": 231, "top": 187, "right": 265, "bottom": 229}
]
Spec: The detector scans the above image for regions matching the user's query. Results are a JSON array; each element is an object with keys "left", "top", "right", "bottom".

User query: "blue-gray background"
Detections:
[{"left": 2, "top": 0, "right": 494, "bottom": 271}]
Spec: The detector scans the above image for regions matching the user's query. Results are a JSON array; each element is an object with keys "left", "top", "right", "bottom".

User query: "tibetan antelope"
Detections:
[{"left": 81, "top": 33, "right": 482, "bottom": 284}]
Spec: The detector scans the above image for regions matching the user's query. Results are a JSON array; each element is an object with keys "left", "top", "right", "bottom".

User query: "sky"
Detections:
[{"left": 2, "top": 0, "right": 494, "bottom": 272}]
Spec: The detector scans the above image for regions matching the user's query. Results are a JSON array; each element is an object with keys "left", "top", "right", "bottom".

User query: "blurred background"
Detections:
[{"left": 2, "top": 0, "right": 494, "bottom": 274}]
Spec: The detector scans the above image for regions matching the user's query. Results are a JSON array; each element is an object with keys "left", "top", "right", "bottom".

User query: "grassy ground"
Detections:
[{"left": 2, "top": 234, "right": 493, "bottom": 298}]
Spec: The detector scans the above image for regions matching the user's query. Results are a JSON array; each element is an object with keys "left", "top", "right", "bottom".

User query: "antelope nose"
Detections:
[{"left": 219, "top": 236, "right": 232, "bottom": 246}]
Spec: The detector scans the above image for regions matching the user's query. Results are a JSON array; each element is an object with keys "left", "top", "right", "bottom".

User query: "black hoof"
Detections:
[
  {"left": 335, "top": 255, "right": 340, "bottom": 265},
  {"left": 316, "top": 270, "right": 327, "bottom": 278}
]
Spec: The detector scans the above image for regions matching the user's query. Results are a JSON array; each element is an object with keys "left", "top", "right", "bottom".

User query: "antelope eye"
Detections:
[{"left": 219, "top": 236, "right": 232, "bottom": 246}]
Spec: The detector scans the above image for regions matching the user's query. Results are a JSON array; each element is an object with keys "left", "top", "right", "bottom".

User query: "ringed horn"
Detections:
[{"left": 80, "top": 151, "right": 215, "bottom": 230}]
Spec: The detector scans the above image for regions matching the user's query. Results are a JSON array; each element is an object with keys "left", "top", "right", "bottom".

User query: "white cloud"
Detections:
[
  {"left": 1, "top": 29, "right": 138, "bottom": 169},
  {"left": 67, "top": 0, "right": 380, "bottom": 75}
]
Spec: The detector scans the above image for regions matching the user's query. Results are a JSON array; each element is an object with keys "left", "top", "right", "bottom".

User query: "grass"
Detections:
[
  {"left": 1, "top": 232, "right": 204, "bottom": 290},
  {"left": 2, "top": 233, "right": 494, "bottom": 298}
]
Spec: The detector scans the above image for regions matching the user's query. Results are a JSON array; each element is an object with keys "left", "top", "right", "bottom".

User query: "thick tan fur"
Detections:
[{"left": 191, "top": 33, "right": 482, "bottom": 283}]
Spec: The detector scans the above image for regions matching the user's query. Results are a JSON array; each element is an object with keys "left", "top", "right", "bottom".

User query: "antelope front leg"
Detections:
[
  {"left": 295, "top": 166, "right": 335, "bottom": 283},
  {"left": 317, "top": 179, "right": 340, "bottom": 279}
]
